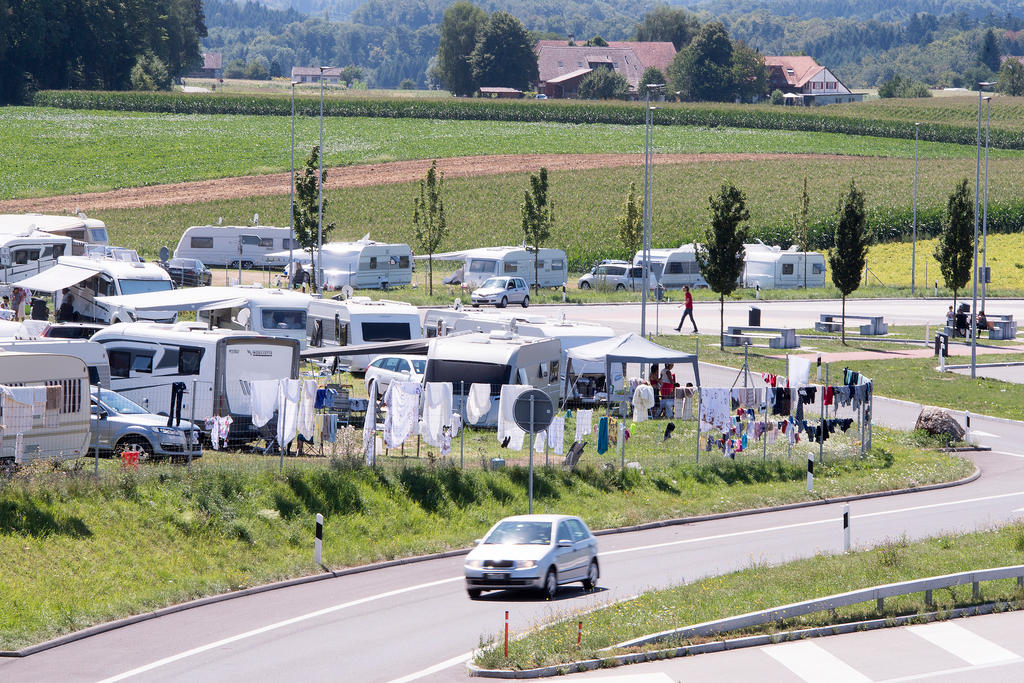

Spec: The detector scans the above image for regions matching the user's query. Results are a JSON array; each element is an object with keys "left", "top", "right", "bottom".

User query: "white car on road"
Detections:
[
  {"left": 364, "top": 354, "right": 426, "bottom": 394},
  {"left": 471, "top": 276, "right": 530, "bottom": 308},
  {"left": 464, "top": 514, "right": 599, "bottom": 599}
]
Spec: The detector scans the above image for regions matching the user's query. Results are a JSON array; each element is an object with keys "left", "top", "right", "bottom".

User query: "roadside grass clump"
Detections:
[{"left": 475, "top": 523, "right": 1024, "bottom": 670}]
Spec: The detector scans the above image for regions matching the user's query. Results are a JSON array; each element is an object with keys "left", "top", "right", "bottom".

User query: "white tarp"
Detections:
[
  {"left": 97, "top": 286, "right": 258, "bottom": 312},
  {"left": 564, "top": 333, "right": 701, "bottom": 397},
  {"left": 15, "top": 264, "right": 93, "bottom": 292}
]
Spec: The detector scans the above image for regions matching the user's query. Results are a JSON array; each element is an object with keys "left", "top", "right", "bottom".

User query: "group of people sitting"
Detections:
[{"left": 947, "top": 305, "right": 992, "bottom": 338}]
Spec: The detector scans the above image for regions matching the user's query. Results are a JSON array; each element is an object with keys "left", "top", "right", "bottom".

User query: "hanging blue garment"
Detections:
[
  {"left": 597, "top": 417, "right": 609, "bottom": 454},
  {"left": 741, "top": 433, "right": 748, "bottom": 450}
]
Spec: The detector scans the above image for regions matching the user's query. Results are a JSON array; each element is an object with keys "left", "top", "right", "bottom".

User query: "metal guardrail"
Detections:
[{"left": 609, "top": 564, "right": 1024, "bottom": 650}]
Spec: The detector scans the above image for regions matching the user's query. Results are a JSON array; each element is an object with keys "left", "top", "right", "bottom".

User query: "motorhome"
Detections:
[
  {"left": 423, "top": 331, "right": 562, "bottom": 427},
  {"left": 271, "top": 238, "right": 413, "bottom": 290},
  {"left": 633, "top": 245, "right": 708, "bottom": 289},
  {"left": 0, "top": 213, "right": 109, "bottom": 246},
  {"left": 742, "top": 242, "right": 826, "bottom": 289},
  {"left": 90, "top": 322, "right": 300, "bottom": 445},
  {"left": 425, "top": 246, "right": 568, "bottom": 288},
  {"left": 173, "top": 225, "right": 295, "bottom": 268},
  {"left": 0, "top": 352, "right": 91, "bottom": 465},
  {"left": 307, "top": 296, "right": 423, "bottom": 370},
  {"left": 0, "top": 339, "right": 110, "bottom": 387},
  {"left": 0, "top": 231, "right": 74, "bottom": 284},
  {"left": 197, "top": 288, "right": 312, "bottom": 349},
  {"left": 17, "top": 246, "right": 175, "bottom": 324},
  {"left": 422, "top": 309, "right": 618, "bottom": 404}
]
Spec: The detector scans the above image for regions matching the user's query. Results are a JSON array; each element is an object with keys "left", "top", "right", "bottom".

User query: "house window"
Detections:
[
  {"left": 577, "top": 61, "right": 583, "bottom": 67},
  {"left": 190, "top": 236, "right": 213, "bottom": 249}
]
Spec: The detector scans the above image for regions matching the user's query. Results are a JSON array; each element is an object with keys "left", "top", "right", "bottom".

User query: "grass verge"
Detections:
[
  {"left": 474, "top": 523, "right": 1024, "bottom": 671},
  {"left": 0, "top": 427, "right": 969, "bottom": 650}
]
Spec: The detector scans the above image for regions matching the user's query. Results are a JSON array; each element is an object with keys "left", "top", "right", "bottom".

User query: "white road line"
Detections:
[
  {"left": 96, "top": 576, "right": 463, "bottom": 683},
  {"left": 992, "top": 450, "right": 1024, "bottom": 459},
  {"left": 760, "top": 640, "right": 871, "bottom": 683},
  {"left": 572, "top": 675, "right": 674, "bottom": 682},
  {"left": 386, "top": 650, "right": 474, "bottom": 683},
  {"left": 907, "top": 622, "right": 1020, "bottom": 666},
  {"left": 969, "top": 430, "right": 999, "bottom": 438},
  {"left": 879, "top": 659, "right": 1024, "bottom": 682}
]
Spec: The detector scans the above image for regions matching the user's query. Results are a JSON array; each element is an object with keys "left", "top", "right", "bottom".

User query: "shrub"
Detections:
[{"left": 769, "top": 89, "right": 784, "bottom": 105}]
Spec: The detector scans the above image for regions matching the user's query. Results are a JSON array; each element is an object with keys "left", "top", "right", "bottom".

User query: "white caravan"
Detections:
[
  {"left": 742, "top": 242, "right": 826, "bottom": 289},
  {"left": 633, "top": 245, "right": 708, "bottom": 289},
  {"left": 424, "top": 331, "right": 562, "bottom": 427},
  {"left": 90, "top": 322, "right": 300, "bottom": 445},
  {"left": 17, "top": 246, "right": 175, "bottom": 323},
  {"left": 0, "top": 352, "right": 91, "bottom": 464},
  {"left": 0, "top": 339, "right": 110, "bottom": 387},
  {"left": 271, "top": 238, "right": 413, "bottom": 290},
  {"left": 0, "top": 231, "right": 74, "bottom": 284},
  {"left": 0, "top": 213, "right": 109, "bottom": 245},
  {"left": 173, "top": 225, "right": 295, "bottom": 267},
  {"left": 424, "top": 246, "right": 568, "bottom": 288},
  {"left": 307, "top": 296, "right": 423, "bottom": 370}
]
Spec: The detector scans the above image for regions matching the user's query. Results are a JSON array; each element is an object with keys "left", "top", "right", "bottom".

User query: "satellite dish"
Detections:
[
  {"left": 159, "top": 246, "right": 170, "bottom": 262},
  {"left": 341, "top": 285, "right": 354, "bottom": 300},
  {"left": 235, "top": 308, "right": 251, "bottom": 328},
  {"left": 453, "top": 298, "right": 462, "bottom": 311}
]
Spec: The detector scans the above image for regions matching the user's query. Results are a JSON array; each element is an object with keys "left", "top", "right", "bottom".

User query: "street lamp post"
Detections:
[
  {"left": 640, "top": 83, "right": 663, "bottom": 338},
  {"left": 981, "top": 95, "right": 992, "bottom": 309},
  {"left": 289, "top": 81, "right": 298, "bottom": 289},
  {"left": 971, "top": 82, "right": 996, "bottom": 379},
  {"left": 317, "top": 66, "right": 330, "bottom": 294},
  {"left": 912, "top": 122, "right": 919, "bottom": 295}
]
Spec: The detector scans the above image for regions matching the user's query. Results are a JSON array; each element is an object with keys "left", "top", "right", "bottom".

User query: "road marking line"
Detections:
[
  {"left": 1013, "top": 507, "right": 1024, "bottom": 513},
  {"left": 968, "top": 430, "right": 999, "bottom": 438},
  {"left": 760, "top": 640, "right": 870, "bottom": 683},
  {"left": 907, "top": 622, "right": 1020, "bottom": 666},
  {"left": 567, "top": 675, "right": 673, "bottom": 682},
  {"left": 991, "top": 450, "right": 1024, "bottom": 459},
  {"left": 879, "top": 659, "right": 1024, "bottom": 682},
  {"left": 387, "top": 650, "right": 474, "bottom": 683},
  {"left": 96, "top": 576, "right": 463, "bottom": 683}
]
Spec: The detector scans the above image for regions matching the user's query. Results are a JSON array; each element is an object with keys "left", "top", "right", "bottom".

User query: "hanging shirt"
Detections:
[
  {"left": 788, "top": 356, "right": 811, "bottom": 388},
  {"left": 575, "top": 409, "right": 593, "bottom": 442},
  {"left": 249, "top": 379, "right": 280, "bottom": 429},
  {"left": 384, "top": 381, "right": 422, "bottom": 448},
  {"left": 547, "top": 415, "right": 565, "bottom": 455},
  {"left": 698, "top": 387, "right": 731, "bottom": 433},
  {"left": 297, "top": 379, "right": 318, "bottom": 441},
  {"left": 466, "top": 383, "right": 492, "bottom": 425},
  {"left": 632, "top": 384, "right": 655, "bottom": 422},
  {"left": 497, "top": 384, "right": 529, "bottom": 451},
  {"left": 422, "top": 382, "right": 453, "bottom": 447},
  {"left": 277, "top": 379, "right": 302, "bottom": 449},
  {"left": 363, "top": 382, "right": 377, "bottom": 465},
  {"left": 596, "top": 417, "right": 609, "bottom": 455}
]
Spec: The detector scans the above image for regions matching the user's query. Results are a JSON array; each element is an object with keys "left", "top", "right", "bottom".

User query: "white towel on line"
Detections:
[{"left": 466, "top": 383, "right": 492, "bottom": 424}]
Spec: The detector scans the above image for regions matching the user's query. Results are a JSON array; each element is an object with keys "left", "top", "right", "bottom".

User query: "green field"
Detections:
[{"left": 3, "top": 106, "right": 1023, "bottom": 200}]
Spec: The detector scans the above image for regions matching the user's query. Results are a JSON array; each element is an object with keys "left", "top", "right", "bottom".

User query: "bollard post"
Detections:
[
  {"left": 807, "top": 452, "right": 814, "bottom": 491},
  {"left": 504, "top": 610, "right": 510, "bottom": 658},
  {"left": 314, "top": 512, "right": 323, "bottom": 565},
  {"left": 843, "top": 503, "right": 850, "bottom": 552},
  {"left": 94, "top": 444, "right": 99, "bottom": 478},
  {"left": 577, "top": 621, "right": 583, "bottom": 647},
  {"left": 940, "top": 350, "right": 945, "bottom": 372}
]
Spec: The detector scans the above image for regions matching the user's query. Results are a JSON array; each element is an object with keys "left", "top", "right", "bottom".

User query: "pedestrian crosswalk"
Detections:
[{"left": 905, "top": 621, "right": 1019, "bottom": 666}]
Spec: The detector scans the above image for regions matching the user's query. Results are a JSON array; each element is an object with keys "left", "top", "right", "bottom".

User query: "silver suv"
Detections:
[
  {"left": 90, "top": 388, "right": 202, "bottom": 460},
  {"left": 578, "top": 261, "right": 659, "bottom": 291}
]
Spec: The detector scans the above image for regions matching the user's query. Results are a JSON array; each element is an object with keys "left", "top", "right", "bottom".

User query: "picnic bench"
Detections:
[
  {"left": 814, "top": 314, "right": 888, "bottom": 336},
  {"left": 944, "top": 314, "right": 1016, "bottom": 341},
  {"left": 724, "top": 326, "right": 800, "bottom": 349}
]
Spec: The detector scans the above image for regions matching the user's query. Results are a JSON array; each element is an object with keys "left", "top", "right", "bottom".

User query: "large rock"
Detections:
[{"left": 915, "top": 407, "right": 965, "bottom": 441}]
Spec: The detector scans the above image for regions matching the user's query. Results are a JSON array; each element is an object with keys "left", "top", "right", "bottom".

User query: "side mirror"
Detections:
[
  {"left": 91, "top": 406, "right": 107, "bottom": 419},
  {"left": 557, "top": 539, "right": 573, "bottom": 548}
]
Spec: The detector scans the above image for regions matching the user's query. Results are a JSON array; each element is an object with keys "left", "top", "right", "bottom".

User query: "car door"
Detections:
[
  {"left": 90, "top": 397, "right": 116, "bottom": 450},
  {"left": 553, "top": 521, "right": 583, "bottom": 579},
  {"left": 567, "top": 518, "right": 596, "bottom": 567}
]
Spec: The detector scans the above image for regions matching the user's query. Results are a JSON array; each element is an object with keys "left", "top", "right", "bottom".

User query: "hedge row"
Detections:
[{"left": 31, "top": 90, "right": 1024, "bottom": 150}]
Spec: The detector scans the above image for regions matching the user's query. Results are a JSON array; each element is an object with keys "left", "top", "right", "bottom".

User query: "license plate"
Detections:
[{"left": 483, "top": 572, "right": 509, "bottom": 581}]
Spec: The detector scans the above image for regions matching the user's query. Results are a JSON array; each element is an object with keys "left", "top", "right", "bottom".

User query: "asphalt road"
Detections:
[{"left": 3, "top": 394, "right": 1023, "bottom": 682}]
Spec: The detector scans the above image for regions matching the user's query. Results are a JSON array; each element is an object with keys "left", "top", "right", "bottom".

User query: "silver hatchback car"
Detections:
[
  {"left": 464, "top": 514, "right": 599, "bottom": 599},
  {"left": 471, "top": 276, "right": 530, "bottom": 308}
]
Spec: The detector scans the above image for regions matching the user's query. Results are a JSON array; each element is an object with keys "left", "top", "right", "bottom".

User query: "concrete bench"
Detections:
[
  {"left": 988, "top": 316, "right": 1017, "bottom": 340},
  {"left": 817, "top": 314, "right": 887, "bottom": 336},
  {"left": 725, "top": 326, "right": 800, "bottom": 349}
]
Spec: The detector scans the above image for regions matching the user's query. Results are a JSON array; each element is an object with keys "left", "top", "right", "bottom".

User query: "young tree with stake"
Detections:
[
  {"left": 412, "top": 160, "right": 448, "bottom": 296},
  {"left": 934, "top": 178, "right": 974, "bottom": 316},
  {"left": 828, "top": 181, "right": 869, "bottom": 345},
  {"left": 618, "top": 182, "right": 643, "bottom": 260},
  {"left": 696, "top": 184, "right": 749, "bottom": 349},
  {"left": 521, "top": 167, "right": 554, "bottom": 292},
  {"left": 292, "top": 145, "right": 335, "bottom": 291}
]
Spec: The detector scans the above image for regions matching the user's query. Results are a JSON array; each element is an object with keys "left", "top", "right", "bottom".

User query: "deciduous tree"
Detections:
[
  {"left": 634, "top": 5, "right": 699, "bottom": 51},
  {"left": 437, "top": 1, "right": 486, "bottom": 96},
  {"left": 412, "top": 160, "right": 448, "bottom": 296},
  {"left": 521, "top": 168, "right": 554, "bottom": 292},
  {"left": 828, "top": 181, "right": 870, "bottom": 344},
  {"left": 997, "top": 58, "right": 1024, "bottom": 96},
  {"left": 696, "top": 184, "right": 749, "bottom": 349},
  {"left": 578, "top": 67, "right": 629, "bottom": 99},
  {"left": 934, "top": 178, "right": 974, "bottom": 316},
  {"left": 470, "top": 11, "right": 538, "bottom": 90},
  {"left": 668, "top": 21, "right": 734, "bottom": 102},
  {"left": 292, "top": 145, "right": 335, "bottom": 291},
  {"left": 640, "top": 66, "right": 666, "bottom": 90}
]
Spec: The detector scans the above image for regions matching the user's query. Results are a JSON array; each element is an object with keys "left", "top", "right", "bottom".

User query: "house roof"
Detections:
[
  {"left": 536, "top": 45, "right": 647, "bottom": 89},
  {"left": 764, "top": 56, "right": 824, "bottom": 88},
  {"left": 546, "top": 68, "right": 593, "bottom": 85},
  {"left": 291, "top": 66, "right": 343, "bottom": 78},
  {"left": 479, "top": 87, "right": 523, "bottom": 94},
  {"left": 606, "top": 41, "right": 676, "bottom": 72},
  {"left": 202, "top": 53, "right": 222, "bottom": 70}
]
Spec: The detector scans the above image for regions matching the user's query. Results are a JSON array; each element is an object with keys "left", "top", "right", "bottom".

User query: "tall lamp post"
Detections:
[
  {"left": 289, "top": 81, "right": 299, "bottom": 288},
  {"left": 981, "top": 95, "right": 992, "bottom": 309},
  {"left": 971, "top": 81, "right": 996, "bottom": 379},
  {"left": 640, "top": 83, "right": 663, "bottom": 338},
  {"left": 317, "top": 66, "right": 331, "bottom": 294},
  {"left": 911, "top": 122, "right": 919, "bottom": 295}
]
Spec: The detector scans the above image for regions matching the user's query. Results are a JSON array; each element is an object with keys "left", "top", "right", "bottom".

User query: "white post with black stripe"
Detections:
[
  {"left": 842, "top": 503, "right": 850, "bottom": 552},
  {"left": 806, "top": 452, "right": 814, "bottom": 491},
  {"left": 314, "top": 513, "right": 323, "bottom": 565}
]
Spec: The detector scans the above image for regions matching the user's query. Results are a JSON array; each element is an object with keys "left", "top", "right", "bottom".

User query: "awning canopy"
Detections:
[
  {"left": 301, "top": 337, "right": 433, "bottom": 360},
  {"left": 97, "top": 286, "right": 261, "bottom": 313},
  {"left": 564, "top": 333, "right": 700, "bottom": 400},
  {"left": 15, "top": 264, "right": 93, "bottom": 292}
]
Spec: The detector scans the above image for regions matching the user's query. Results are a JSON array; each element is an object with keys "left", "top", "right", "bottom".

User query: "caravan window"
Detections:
[
  {"left": 399, "top": 255, "right": 410, "bottom": 269},
  {"left": 262, "top": 309, "right": 307, "bottom": 330},
  {"left": 782, "top": 263, "right": 795, "bottom": 275},
  {"left": 551, "top": 259, "right": 564, "bottom": 270},
  {"left": 190, "top": 237, "right": 213, "bottom": 249},
  {"left": 282, "top": 238, "right": 300, "bottom": 250},
  {"left": 89, "top": 228, "right": 109, "bottom": 243},
  {"left": 503, "top": 262, "right": 518, "bottom": 273},
  {"left": 85, "top": 274, "right": 116, "bottom": 297},
  {"left": 468, "top": 259, "right": 497, "bottom": 274},
  {"left": 109, "top": 351, "right": 131, "bottom": 378},
  {"left": 178, "top": 348, "right": 203, "bottom": 375},
  {"left": 119, "top": 279, "right": 173, "bottom": 296},
  {"left": 131, "top": 354, "right": 153, "bottom": 373},
  {"left": 258, "top": 238, "right": 274, "bottom": 249},
  {"left": 361, "top": 321, "right": 412, "bottom": 342},
  {"left": 12, "top": 248, "right": 39, "bottom": 264},
  {"left": 813, "top": 263, "right": 825, "bottom": 274},
  {"left": 667, "top": 261, "right": 699, "bottom": 275},
  {"left": 369, "top": 257, "right": 378, "bottom": 269},
  {"left": 425, "top": 359, "right": 511, "bottom": 395}
]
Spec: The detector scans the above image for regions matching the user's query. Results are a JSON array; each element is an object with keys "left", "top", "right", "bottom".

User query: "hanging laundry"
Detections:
[
  {"left": 816, "top": 356, "right": 822, "bottom": 381},
  {"left": 322, "top": 413, "right": 338, "bottom": 443},
  {"left": 762, "top": 373, "right": 778, "bottom": 387},
  {"left": 363, "top": 382, "right": 377, "bottom": 465},
  {"left": 632, "top": 383, "right": 655, "bottom": 422},
  {"left": 249, "top": 379, "right": 280, "bottom": 429},
  {"left": 276, "top": 379, "right": 301, "bottom": 450},
  {"left": 297, "top": 379, "right": 318, "bottom": 441},
  {"left": 575, "top": 409, "right": 593, "bottom": 442},
  {"left": 385, "top": 381, "right": 422, "bottom": 448},
  {"left": 466, "top": 383, "right": 492, "bottom": 425},
  {"left": 44, "top": 385, "right": 62, "bottom": 429},
  {"left": 698, "top": 387, "right": 731, "bottom": 433},
  {"left": 14, "top": 432, "right": 24, "bottom": 465},
  {"left": 772, "top": 388, "right": 791, "bottom": 416},
  {"left": 675, "top": 386, "right": 695, "bottom": 420},
  {"left": 823, "top": 386, "right": 834, "bottom": 407},
  {"left": 788, "top": 356, "right": 811, "bottom": 388},
  {"left": 497, "top": 384, "right": 529, "bottom": 451},
  {"left": 314, "top": 388, "right": 337, "bottom": 410},
  {"left": 1, "top": 386, "right": 34, "bottom": 433},
  {"left": 422, "top": 382, "right": 454, "bottom": 447},
  {"left": 799, "top": 387, "right": 817, "bottom": 404},
  {"left": 547, "top": 415, "right": 565, "bottom": 455},
  {"left": 596, "top": 417, "right": 609, "bottom": 454}
]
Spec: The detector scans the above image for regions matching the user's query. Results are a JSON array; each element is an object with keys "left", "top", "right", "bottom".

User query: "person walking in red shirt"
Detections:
[{"left": 674, "top": 285, "right": 697, "bottom": 333}]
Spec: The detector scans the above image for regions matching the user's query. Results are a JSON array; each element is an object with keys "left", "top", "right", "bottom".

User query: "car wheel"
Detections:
[
  {"left": 615, "top": 283, "right": 626, "bottom": 291},
  {"left": 521, "top": 295, "right": 529, "bottom": 308},
  {"left": 499, "top": 296, "right": 508, "bottom": 308},
  {"left": 579, "top": 281, "right": 591, "bottom": 290},
  {"left": 542, "top": 568, "right": 558, "bottom": 600},
  {"left": 115, "top": 436, "right": 152, "bottom": 461},
  {"left": 467, "top": 588, "right": 482, "bottom": 600},
  {"left": 582, "top": 560, "right": 599, "bottom": 591},
  {"left": 241, "top": 260, "right": 254, "bottom": 269}
]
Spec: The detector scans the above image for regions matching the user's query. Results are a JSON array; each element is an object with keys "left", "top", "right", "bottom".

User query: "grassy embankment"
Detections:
[
  {"left": 0, "top": 424, "right": 970, "bottom": 650},
  {"left": 474, "top": 523, "right": 1024, "bottom": 670}
]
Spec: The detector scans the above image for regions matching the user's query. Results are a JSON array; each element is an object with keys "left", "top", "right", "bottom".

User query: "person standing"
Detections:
[
  {"left": 674, "top": 285, "right": 698, "bottom": 333},
  {"left": 657, "top": 363, "right": 675, "bottom": 418},
  {"left": 11, "top": 286, "right": 27, "bottom": 322}
]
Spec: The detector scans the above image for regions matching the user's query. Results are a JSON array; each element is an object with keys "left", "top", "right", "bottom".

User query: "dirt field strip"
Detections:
[{"left": 0, "top": 152, "right": 851, "bottom": 213}]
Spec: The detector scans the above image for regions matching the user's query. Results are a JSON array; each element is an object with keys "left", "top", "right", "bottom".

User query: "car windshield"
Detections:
[
  {"left": 119, "top": 279, "right": 173, "bottom": 296},
  {"left": 481, "top": 278, "right": 506, "bottom": 289},
  {"left": 94, "top": 388, "right": 148, "bottom": 414},
  {"left": 484, "top": 520, "right": 552, "bottom": 545}
]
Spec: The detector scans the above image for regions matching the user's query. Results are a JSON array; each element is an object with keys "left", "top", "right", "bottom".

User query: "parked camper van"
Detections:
[
  {"left": 197, "top": 288, "right": 312, "bottom": 349},
  {"left": 307, "top": 297, "right": 423, "bottom": 370},
  {"left": 0, "top": 213, "right": 109, "bottom": 246},
  {"left": 742, "top": 243, "right": 826, "bottom": 289},
  {"left": 174, "top": 225, "right": 295, "bottom": 268},
  {"left": 17, "top": 246, "right": 175, "bottom": 324},
  {"left": 0, "top": 231, "right": 73, "bottom": 284},
  {"left": 0, "top": 339, "right": 110, "bottom": 387},
  {"left": 271, "top": 238, "right": 413, "bottom": 290},
  {"left": 90, "top": 322, "right": 301, "bottom": 445},
  {"left": 633, "top": 246, "right": 708, "bottom": 290},
  {"left": 0, "top": 352, "right": 91, "bottom": 465},
  {"left": 424, "top": 331, "right": 562, "bottom": 427},
  {"left": 428, "top": 246, "right": 568, "bottom": 289}
]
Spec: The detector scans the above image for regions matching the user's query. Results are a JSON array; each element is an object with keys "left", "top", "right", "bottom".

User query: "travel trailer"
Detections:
[
  {"left": 633, "top": 245, "right": 708, "bottom": 289},
  {"left": 17, "top": 246, "right": 175, "bottom": 323},
  {"left": 173, "top": 225, "right": 295, "bottom": 268},
  {"left": 0, "top": 352, "right": 91, "bottom": 464},
  {"left": 0, "top": 213, "right": 109, "bottom": 246},
  {"left": 271, "top": 238, "right": 413, "bottom": 290},
  {"left": 306, "top": 296, "right": 423, "bottom": 370},
  {"left": 0, "top": 339, "right": 110, "bottom": 387},
  {"left": 423, "top": 331, "right": 562, "bottom": 427},
  {"left": 90, "top": 322, "right": 301, "bottom": 445},
  {"left": 0, "top": 231, "right": 74, "bottom": 284},
  {"left": 425, "top": 246, "right": 568, "bottom": 288},
  {"left": 742, "top": 242, "right": 826, "bottom": 289}
]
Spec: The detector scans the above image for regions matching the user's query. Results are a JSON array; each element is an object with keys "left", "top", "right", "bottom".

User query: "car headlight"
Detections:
[
  {"left": 156, "top": 427, "right": 182, "bottom": 436},
  {"left": 514, "top": 560, "right": 537, "bottom": 569},
  {"left": 465, "top": 560, "right": 484, "bottom": 569}
]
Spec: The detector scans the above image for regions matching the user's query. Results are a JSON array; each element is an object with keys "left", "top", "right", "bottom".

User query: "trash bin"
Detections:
[
  {"left": 934, "top": 331, "right": 949, "bottom": 357},
  {"left": 748, "top": 306, "right": 761, "bottom": 326},
  {"left": 30, "top": 297, "right": 48, "bottom": 321}
]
